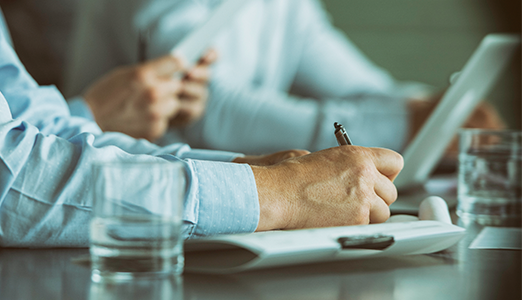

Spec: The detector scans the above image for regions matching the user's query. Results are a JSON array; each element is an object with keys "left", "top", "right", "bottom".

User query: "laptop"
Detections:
[{"left": 390, "top": 34, "right": 520, "bottom": 214}]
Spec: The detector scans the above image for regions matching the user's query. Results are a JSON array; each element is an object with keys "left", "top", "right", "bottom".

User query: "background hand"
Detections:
[
  {"left": 83, "top": 55, "right": 184, "bottom": 141},
  {"left": 170, "top": 49, "right": 218, "bottom": 127}
]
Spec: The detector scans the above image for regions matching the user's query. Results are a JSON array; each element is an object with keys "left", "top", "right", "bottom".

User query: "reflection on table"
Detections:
[{"left": 0, "top": 218, "right": 520, "bottom": 300}]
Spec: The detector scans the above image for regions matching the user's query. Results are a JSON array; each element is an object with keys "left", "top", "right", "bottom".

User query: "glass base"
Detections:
[
  {"left": 91, "top": 267, "right": 182, "bottom": 283},
  {"left": 90, "top": 251, "right": 184, "bottom": 283},
  {"left": 457, "top": 211, "right": 522, "bottom": 227}
]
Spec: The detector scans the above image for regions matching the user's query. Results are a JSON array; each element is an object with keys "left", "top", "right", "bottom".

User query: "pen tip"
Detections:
[{"left": 334, "top": 122, "right": 341, "bottom": 130}]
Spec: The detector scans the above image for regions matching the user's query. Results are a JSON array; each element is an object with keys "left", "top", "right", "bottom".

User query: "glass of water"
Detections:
[
  {"left": 90, "top": 161, "right": 186, "bottom": 281},
  {"left": 458, "top": 129, "right": 521, "bottom": 225}
]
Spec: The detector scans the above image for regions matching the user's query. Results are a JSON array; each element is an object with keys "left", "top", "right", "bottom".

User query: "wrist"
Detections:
[{"left": 251, "top": 165, "right": 294, "bottom": 231}]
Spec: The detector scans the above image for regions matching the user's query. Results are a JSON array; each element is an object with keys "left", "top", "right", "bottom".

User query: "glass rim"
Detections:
[{"left": 458, "top": 128, "right": 522, "bottom": 136}]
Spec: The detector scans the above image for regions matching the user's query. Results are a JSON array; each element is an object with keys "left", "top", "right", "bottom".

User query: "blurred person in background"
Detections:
[
  {"left": 0, "top": 0, "right": 214, "bottom": 141},
  {"left": 0, "top": 8, "right": 407, "bottom": 247},
  {"left": 1, "top": 0, "right": 505, "bottom": 156},
  {"left": 64, "top": 0, "right": 504, "bottom": 156}
]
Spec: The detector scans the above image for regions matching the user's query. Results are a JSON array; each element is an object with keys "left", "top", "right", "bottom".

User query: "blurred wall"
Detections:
[{"left": 321, "top": 0, "right": 521, "bottom": 129}]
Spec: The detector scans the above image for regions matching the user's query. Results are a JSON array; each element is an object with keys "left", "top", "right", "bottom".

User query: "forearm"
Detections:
[
  {"left": 0, "top": 118, "right": 259, "bottom": 247},
  {"left": 183, "top": 83, "right": 410, "bottom": 154}
]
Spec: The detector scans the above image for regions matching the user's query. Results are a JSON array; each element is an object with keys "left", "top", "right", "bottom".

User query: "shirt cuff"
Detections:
[
  {"left": 189, "top": 160, "right": 259, "bottom": 238},
  {"left": 181, "top": 149, "right": 244, "bottom": 162},
  {"left": 67, "top": 96, "right": 95, "bottom": 121}
]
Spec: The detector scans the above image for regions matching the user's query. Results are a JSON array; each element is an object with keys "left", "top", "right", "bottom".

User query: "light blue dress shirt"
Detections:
[
  {"left": 65, "top": 0, "right": 431, "bottom": 154},
  {"left": 0, "top": 17, "right": 260, "bottom": 247}
]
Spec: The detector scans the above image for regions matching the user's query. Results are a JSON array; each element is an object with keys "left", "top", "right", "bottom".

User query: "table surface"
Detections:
[{"left": 1, "top": 218, "right": 520, "bottom": 300}]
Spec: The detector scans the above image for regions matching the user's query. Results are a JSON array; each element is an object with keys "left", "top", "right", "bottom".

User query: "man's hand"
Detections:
[
  {"left": 170, "top": 49, "right": 218, "bottom": 127},
  {"left": 83, "top": 55, "right": 184, "bottom": 141},
  {"left": 252, "top": 146, "right": 404, "bottom": 232},
  {"left": 233, "top": 149, "right": 311, "bottom": 166},
  {"left": 83, "top": 50, "right": 217, "bottom": 141}
]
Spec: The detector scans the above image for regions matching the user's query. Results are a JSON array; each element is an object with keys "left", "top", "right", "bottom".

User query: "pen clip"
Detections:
[
  {"left": 337, "top": 234, "right": 395, "bottom": 250},
  {"left": 334, "top": 122, "right": 353, "bottom": 146}
]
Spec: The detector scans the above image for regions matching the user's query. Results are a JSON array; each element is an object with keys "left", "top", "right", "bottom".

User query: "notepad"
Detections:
[{"left": 184, "top": 221, "right": 465, "bottom": 274}]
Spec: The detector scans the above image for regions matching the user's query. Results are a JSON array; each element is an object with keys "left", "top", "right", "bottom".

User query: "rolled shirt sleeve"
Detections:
[
  {"left": 67, "top": 95, "right": 95, "bottom": 121},
  {"left": 187, "top": 160, "right": 259, "bottom": 238}
]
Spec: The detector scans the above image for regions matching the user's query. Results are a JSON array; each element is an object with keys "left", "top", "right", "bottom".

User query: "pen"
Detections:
[{"left": 334, "top": 122, "right": 352, "bottom": 146}]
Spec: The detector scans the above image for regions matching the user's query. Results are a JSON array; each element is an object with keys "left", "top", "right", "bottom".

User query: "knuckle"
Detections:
[
  {"left": 147, "top": 110, "right": 163, "bottom": 122},
  {"left": 344, "top": 145, "right": 365, "bottom": 156},
  {"left": 131, "top": 68, "right": 149, "bottom": 83},
  {"left": 354, "top": 162, "right": 374, "bottom": 179},
  {"left": 143, "top": 88, "right": 159, "bottom": 103},
  {"left": 353, "top": 203, "right": 370, "bottom": 225}
]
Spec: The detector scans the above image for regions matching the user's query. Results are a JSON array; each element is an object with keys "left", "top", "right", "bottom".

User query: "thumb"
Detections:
[{"left": 143, "top": 55, "right": 185, "bottom": 78}]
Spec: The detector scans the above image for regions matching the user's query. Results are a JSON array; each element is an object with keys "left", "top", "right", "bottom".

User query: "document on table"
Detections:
[
  {"left": 184, "top": 221, "right": 466, "bottom": 274},
  {"left": 469, "top": 227, "right": 522, "bottom": 250}
]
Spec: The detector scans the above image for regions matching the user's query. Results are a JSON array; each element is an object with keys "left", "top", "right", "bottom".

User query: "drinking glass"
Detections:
[
  {"left": 89, "top": 275, "right": 183, "bottom": 300},
  {"left": 90, "top": 161, "right": 185, "bottom": 281},
  {"left": 458, "top": 129, "right": 521, "bottom": 225}
]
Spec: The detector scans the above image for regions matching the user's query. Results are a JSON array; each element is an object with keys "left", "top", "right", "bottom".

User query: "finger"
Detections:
[
  {"left": 199, "top": 48, "right": 218, "bottom": 65},
  {"left": 141, "top": 55, "right": 185, "bottom": 79},
  {"left": 177, "top": 97, "right": 205, "bottom": 116},
  {"left": 368, "top": 147, "right": 404, "bottom": 181},
  {"left": 172, "top": 96, "right": 206, "bottom": 126},
  {"left": 181, "top": 81, "right": 208, "bottom": 100},
  {"left": 140, "top": 79, "right": 182, "bottom": 104},
  {"left": 373, "top": 174, "right": 398, "bottom": 206},
  {"left": 150, "top": 95, "right": 180, "bottom": 119},
  {"left": 186, "top": 65, "right": 211, "bottom": 82},
  {"left": 369, "top": 195, "right": 391, "bottom": 224}
]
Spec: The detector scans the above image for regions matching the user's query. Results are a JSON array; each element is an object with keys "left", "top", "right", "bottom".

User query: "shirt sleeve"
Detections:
[
  {"left": 128, "top": 0, "right": 411, "bottom": 153},
  {"left": 0, "top": 19, "right": 259, "bottom": 248},
  {"left": 67, "top": 95, "right": 95, "bottom": 121},
  {"left": 290, "top": 0, "right": 432, "bottom": 100},
  {"left": 181, "top": 82, "right": 409, "bottom": 154}
]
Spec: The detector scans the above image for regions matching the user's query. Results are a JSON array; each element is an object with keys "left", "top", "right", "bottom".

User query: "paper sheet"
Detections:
[{"left": 469, "top": 227, "right": 522, "bottom": 250}]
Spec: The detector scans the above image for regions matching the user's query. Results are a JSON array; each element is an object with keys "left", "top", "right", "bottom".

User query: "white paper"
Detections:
[
  {"left": 469, "top": 227, "right": 522, "bottom": 250},
  {"left": 185, "top": 221, "right": 466, "bottom": 273}
]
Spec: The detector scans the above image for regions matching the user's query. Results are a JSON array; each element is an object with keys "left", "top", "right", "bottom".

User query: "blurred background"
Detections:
[
  {"left": 322, "top": 0, "right": 521, "bottom": 129},
  {"left": 1, "top": 0, "right": 520, "bottom": 128}
]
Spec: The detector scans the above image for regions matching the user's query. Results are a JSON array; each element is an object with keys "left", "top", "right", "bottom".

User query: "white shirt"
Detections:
[{"left": 66, "top": 0, "right": 428, "bottom": 154}]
